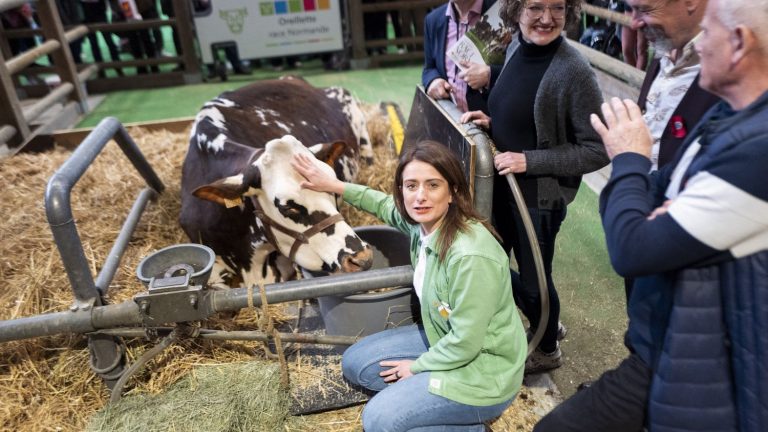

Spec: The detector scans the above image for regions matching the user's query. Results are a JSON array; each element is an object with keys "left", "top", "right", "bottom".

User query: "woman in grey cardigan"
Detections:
[{"left": 461, "top": 0, "right": 608, "bottom": 372}]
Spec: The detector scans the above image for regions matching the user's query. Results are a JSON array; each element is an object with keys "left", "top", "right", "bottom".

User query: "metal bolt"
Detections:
[
  {"left": 69, "top": 304, "right": 78, "bottom": 312},
  {"left": 189, "top": 294, "right": 198, "bottom": 308},
  {"left": 81, "top": 303, "right": 91, "bottom": 311},
  {"left": 139, "top": 300, "right": 150, "bottom": 314}
]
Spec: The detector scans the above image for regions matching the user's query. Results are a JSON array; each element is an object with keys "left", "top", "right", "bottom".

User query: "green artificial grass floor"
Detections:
[{"left": 77, "top": 60, "right": 422, "bottom": 128}]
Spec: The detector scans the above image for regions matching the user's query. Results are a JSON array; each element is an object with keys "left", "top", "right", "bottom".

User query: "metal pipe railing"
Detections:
[
  {"left": 94, "top": 188, "right": 159, "bottom": 295},
  {"left": 45, "top": 117, "right": 164, "bottom": 307},
  {"left": 0, "top": 265, "right": 414, "bottom": 342}
]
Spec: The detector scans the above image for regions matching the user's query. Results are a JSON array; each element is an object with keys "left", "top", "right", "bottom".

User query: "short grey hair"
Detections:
[{"left": 718, "top": 0, "right": 768, "bottom": 49}]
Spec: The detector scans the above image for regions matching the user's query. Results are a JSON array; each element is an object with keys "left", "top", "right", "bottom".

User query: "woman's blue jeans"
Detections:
[{"left": 342, "top": 325, "right": 514, "bottom": 432}]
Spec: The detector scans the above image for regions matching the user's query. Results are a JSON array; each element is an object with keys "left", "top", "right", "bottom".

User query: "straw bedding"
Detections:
[{"left": 0, "top": 108, "right": 545, "bottom": 431}]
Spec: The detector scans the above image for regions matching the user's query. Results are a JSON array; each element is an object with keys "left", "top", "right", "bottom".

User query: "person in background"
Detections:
[
  {"left": 1, "top": 2, "right": 37, "bottom": 56},
  {"left": 56, "top": 0, "right": 85, "bottom": 64},
  {"left": 363, "top": 0, "right": 388, "bottom": 55},
  {"left": 80, "top": 0, "right": 124, "bottom": 76},
  {"left": 537, "top": 0, "right": 768, "bottom": 430},
  {"left": 461, "top": 0, "right": 608, "bottom": 374},
  {"left": 292, "top": 141, "right": 527, "bottom": 432},
  {"left": 108, "top": 0, "right": 158, "bottom": 74},
  {"left": 423, "top": 0, "right": 499, "bottom": 113},
  {"left": 616, "top": 0, "right": 647, "bottom": 69}
]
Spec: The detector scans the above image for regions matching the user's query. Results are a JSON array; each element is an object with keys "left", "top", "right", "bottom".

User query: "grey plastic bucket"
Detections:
[{"left": 315, "top": 225, "right": 416, "bottom": 337}]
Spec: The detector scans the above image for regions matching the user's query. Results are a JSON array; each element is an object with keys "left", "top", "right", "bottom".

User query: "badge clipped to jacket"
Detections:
[
  {"left": 669, "top": 115, "right": 688, "bottom": 139},
  {"left": 437, "top": 301, "right": 452, "bottom": 319}
]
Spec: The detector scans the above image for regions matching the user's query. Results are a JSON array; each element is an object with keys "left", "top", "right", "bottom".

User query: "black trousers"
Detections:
[
  {"left": 493, "top": 190, "right": 565, "bottom": 353},
  {"left": 534, "top": 353, "right": 651, "bottom": 432}
]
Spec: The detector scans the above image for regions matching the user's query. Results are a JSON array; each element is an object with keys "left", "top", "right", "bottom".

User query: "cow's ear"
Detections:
[
  {"left": 193, "top": 166, "right": 261, "bottom": 207},
  {"left": 310, "top": 141, "right": 348, "bottom": 168}
]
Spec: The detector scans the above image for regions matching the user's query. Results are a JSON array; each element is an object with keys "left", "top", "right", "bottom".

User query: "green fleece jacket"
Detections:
[{"left": 343, "top": 183, "right": 527, "bottom": 406}]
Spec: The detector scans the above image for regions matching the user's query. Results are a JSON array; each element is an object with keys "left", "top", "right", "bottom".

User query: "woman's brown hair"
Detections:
[
  {"left": 393, "top": 140, "right": 500, "bottom": 262},
  {"left": 499, "top": 0, "right": 582, "bottom": 31}
]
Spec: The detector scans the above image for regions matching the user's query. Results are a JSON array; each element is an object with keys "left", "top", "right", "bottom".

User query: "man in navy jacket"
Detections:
[
  {"left": 590, "top": 0, "right": 768, "bottom": 429},
  {"left": 536, "top": 0, "right": 768, "bottom": 430}
]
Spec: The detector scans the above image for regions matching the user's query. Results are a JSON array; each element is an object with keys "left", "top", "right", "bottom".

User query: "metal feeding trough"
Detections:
[
  {"left": 134, "top": 244, "right": 216, "bottom": 326},
  {"left": 136, "top": 243, "right": 216, "bottom": 289},
  {"left": 315, "top": 226, "right": 417, "bottom": 337}
]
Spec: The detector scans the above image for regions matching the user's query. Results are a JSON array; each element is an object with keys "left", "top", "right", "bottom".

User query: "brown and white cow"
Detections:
[{"left": 180, "top": 77, "right": 374, "bottom": 288}]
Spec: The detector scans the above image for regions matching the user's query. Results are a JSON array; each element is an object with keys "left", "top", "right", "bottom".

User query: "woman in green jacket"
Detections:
[{"left": 292, "top": 140, "right": 527, "bottom": 431}]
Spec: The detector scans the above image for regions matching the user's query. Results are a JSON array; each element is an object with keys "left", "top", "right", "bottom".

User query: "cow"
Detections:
[{"left": 180, "top": 77, "right": 375, "bottom": 288}]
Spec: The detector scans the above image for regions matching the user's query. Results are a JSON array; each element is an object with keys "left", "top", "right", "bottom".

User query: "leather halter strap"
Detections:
[{"left": 252, "top": 198, "right": 344, "bottom": 261}]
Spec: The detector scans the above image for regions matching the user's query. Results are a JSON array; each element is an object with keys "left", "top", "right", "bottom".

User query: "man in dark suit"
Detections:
[{"left": 422, "top": 0, "right": 498, "bottom": 113}]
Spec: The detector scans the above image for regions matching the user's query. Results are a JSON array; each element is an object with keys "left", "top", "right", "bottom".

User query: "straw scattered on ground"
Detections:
[
  {"left": 0, "top": 106, "right": 548, "bottom": 431},
  {"left": 87, "top": 361, "right": 290, "bottom": 432}
]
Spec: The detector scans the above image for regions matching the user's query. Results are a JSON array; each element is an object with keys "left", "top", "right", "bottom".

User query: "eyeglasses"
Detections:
[{"left": 524, "top": 3, "right": 568, "bottom": 20}]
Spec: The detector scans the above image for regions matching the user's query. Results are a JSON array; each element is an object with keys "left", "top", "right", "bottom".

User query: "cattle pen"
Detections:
[{"left": 1, "top": 2, "right": 637, "bottom": 431}]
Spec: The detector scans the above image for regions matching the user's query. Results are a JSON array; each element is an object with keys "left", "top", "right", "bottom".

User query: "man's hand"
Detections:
[
  {"left": 590, "top": 97, "right": 653, "bottom": 160},
  {"left": 494, "top": 151, "right": 526, "bottom": 175},
  {"left": 460, "top": 110, "right": 491, "bottom": 129},
  {"left": 380, "top": 359, "right": 414, "bottom": 383},
  {"left": 458, "top": 62, "right": 490, "bottom": 90},
  {"left": 647, "top": 200, "right": 673, "bottom": 220},
  {"left": 427, "top": 78, "right": 453, "bottom": 100}
]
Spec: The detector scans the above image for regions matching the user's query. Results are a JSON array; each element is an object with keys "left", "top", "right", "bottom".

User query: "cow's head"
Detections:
[{"left": 192, "top": 135, "right": 373, "bottom": 274}]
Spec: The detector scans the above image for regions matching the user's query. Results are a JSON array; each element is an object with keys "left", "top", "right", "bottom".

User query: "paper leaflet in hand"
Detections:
[{"left": 447, "top": 1, "right": 512, "bottom": 71}]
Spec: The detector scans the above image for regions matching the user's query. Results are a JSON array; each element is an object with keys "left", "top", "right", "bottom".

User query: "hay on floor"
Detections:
[
  {"left": 87, "top": 361, "right": 290, "bottom": 432},
  {"left": 0, "top": 106, "right": 547, "bottom": 431}
]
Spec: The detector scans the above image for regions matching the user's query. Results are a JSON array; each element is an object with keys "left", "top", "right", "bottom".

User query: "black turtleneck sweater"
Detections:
[{"left": 488, "top": 32, "right": 563, "bottom": 206}]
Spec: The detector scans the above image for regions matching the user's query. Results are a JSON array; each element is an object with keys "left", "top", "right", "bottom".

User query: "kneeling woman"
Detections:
[{"left": 292, "top": 141, "right": 527, "bottom": 431}]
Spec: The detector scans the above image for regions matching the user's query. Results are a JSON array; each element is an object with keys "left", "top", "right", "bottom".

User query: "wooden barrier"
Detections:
[
  {"left": 0, "top": 0, "right": 202, "bottom": 152},
  {"left": 348, "top": 0, "right": 443, "bottom": 68},
  {"left": 581, "top": 3, "right": 632, "bottom": 27},
  {"left": 0, "top": 0, "right": 88, "bottom": 150}
]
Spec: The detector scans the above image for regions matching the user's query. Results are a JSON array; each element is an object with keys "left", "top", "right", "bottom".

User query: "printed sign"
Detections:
[{"left": 194, "top": 0, "right": 343, "bottom": 63}]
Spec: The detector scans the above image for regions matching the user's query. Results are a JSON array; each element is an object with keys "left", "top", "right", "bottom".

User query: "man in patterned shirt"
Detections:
[
  {"left": 630, "top": 0, "right": 720, "bottom": 171},
  {"left": 623, "top": 0, "right": 720, "bottom": 301}
]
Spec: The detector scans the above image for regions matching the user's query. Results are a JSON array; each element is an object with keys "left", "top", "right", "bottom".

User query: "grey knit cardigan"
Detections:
[{"left": 499, "top": 35, "right": 609, "bottom": 209}]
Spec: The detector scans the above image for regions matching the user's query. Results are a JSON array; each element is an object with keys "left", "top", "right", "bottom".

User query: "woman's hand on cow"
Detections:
[
  {"left": 460, "top": 110, "right": 491, "bottom": 129},
  {"left": 291, "top": 153, "right": 346, "bottom": 195},
  {"left": 458, "top": 62, "right": 490, "bottom": 90},
  {"left": 590, "top": 97, "right": 653, "bottom": 160},
  {"left": 494, "top": 151, "right": 527, "bottom": 175},
  {"left": 380, "top": 359, "right": 414, "bottom": 383}
]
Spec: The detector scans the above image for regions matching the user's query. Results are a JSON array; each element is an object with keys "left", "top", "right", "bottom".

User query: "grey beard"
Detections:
[{"left": 642, "top": 27, "right": 675, "bottom": 58}]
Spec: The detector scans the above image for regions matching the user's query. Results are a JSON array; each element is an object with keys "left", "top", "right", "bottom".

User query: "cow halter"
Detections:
[{"left": 251, "top": 198, "right": 344, "bottom": 262}]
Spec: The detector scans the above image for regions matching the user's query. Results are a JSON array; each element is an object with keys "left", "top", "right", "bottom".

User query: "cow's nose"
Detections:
[{"left": 340, "top": 246, "right": 373, "bottom": 272}]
